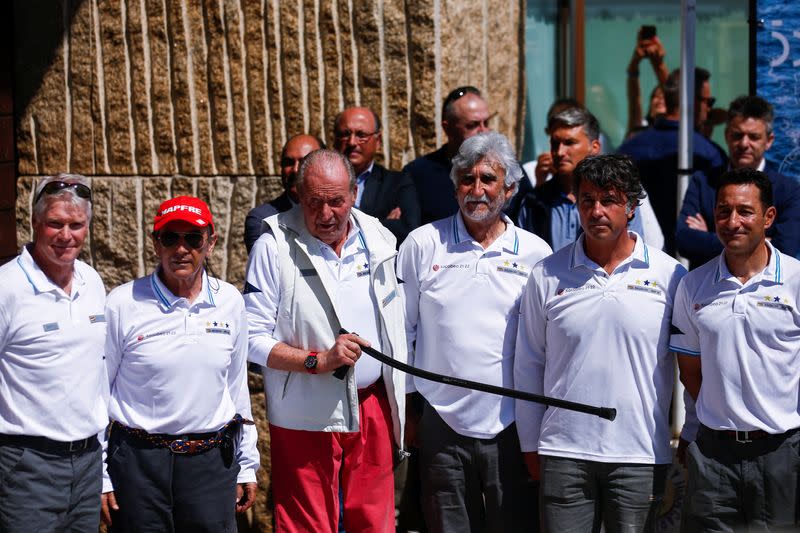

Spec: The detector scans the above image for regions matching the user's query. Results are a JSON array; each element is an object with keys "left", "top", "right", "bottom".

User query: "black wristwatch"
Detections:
[{"left": 304, "top": 352, "right": 319, "bottom": 374}]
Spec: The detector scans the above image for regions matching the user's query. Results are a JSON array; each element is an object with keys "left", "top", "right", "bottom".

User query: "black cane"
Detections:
[{"left": 336, "top": 328, "right": 616, "bottom": 421}]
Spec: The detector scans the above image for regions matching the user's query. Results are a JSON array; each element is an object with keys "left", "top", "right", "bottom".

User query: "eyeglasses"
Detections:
[
  {"left": 333, "top": 130, "right": 379, "bottom": 143},
  {"left": 701, "top": 96, "right": 716, "bottom": 107},
  {"left": 34, "top": 181, "right": 92, "bottom": 205},
  {"left": 442, "top": 86, "right": 482, "bottom": 114},
  {"left": 155, "top": 231, "right": 206, "bottom": 249}
]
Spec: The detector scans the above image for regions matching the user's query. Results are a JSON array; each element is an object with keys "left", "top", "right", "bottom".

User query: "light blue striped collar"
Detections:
[
  {"left": 150, "top": 268, "right": 216, "bottom": 311},
  {"left": 570, "top": 231, "right": 649, "bottom": 270},
  {"left": 450, "top": 213, "right": 520, "bottom": 255},
  {"left": 16, "top": 244, "right": 86, "bottom": 296},
  {"left": 715, "top": 240, "right": 782, "bottom": 284}
]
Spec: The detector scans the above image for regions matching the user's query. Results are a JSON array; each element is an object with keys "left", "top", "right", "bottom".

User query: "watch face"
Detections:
[{"left": 304, "top": 355, "right": 318, "bottom": 370}]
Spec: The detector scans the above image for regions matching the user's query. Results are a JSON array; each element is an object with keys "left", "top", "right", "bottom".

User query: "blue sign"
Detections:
[{"left": 756, "top": 2, "right": 800, "bottom": 179}]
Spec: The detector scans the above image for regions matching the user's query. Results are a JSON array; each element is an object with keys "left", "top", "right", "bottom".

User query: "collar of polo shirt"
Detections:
[
  {"left": 570, "top": 230, "right": 649, "bottom": 272},
  {"left": 151, "top": 267, "right": 217, "bottom": 311},
  {"left": 18, "top": 245, "right": 86, "bottom": 297}
]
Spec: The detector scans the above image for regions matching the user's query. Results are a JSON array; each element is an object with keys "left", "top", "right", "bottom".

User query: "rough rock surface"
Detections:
[{"left": 13, "top": 1, "right": 525, "bottom": 529}]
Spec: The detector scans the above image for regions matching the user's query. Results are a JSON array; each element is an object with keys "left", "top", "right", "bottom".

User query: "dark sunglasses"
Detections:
[
  {"left": 442, "top": 86, "right": 482, "bottom": 114},
  {"left": 154, "top": 231, "right": 206, "bottom": 249},
  {"left": 34, "top": 181, "right": 92, "bottom": 205}
]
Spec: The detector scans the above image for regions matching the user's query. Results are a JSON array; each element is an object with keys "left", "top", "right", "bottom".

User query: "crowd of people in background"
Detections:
[{"left": 2, "top": 22, "right": 800, "bottom": 533}]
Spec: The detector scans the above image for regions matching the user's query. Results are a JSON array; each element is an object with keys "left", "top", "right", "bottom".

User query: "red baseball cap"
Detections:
[{"left": 153, "top": 196, "right": 214, "bottom": 233}]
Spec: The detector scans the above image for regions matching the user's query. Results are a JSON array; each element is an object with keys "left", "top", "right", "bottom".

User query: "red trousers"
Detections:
[{"left": 270, "top": 380, "right": 395, "bottom": 533}]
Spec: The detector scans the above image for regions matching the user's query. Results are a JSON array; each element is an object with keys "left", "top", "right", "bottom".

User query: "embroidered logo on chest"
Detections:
[
  {"left": 496, "top": 260, "right": 528, "bottom": 278},
  {"left": 356, "top": 262, "right": 370, "bottom": 277},
  {"left": 756, "top": 294, "right": 793, "bottom": 312},
  {"left": 627, "top": 279, "right": 662, "bottom": 295},
  {"left": 206, "top": 320, "right": 232, "bottom": 335}
]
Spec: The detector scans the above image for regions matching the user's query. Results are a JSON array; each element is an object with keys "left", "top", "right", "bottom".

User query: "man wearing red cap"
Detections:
[{"left": 100, "top": 196, "right": 260, "bottom": 532}]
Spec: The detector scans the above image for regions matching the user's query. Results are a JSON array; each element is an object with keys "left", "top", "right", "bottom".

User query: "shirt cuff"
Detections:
[
  {"left": 102, "top": 477, "right": 114, "bottom": 494},
  {"left": 248, "top": 336, "right": 280, "bottom": 366},
  {"left": 236, "top": 466, "right": 258, "bottom": 485}
]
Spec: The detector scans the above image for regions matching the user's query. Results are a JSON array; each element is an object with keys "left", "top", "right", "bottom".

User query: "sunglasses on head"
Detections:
[
  {"left": 442, "top": 86, "right": 482, "bottom": 113},
  {"left": 34, "top": 181, "right": 92, "bottom": 205},
  {"left": 155, "top": 231, "right": 206, "bottom": 249}
]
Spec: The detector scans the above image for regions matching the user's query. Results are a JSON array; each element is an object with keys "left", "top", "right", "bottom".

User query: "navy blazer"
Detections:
[
  {"left": 360, "top": 163, "right": 421, "bottom": 245},
  {"left": 676, "top": 163, "right": 800, "bottom": 268},
  {"left": 244, "top": 191, "right": 294, "bottom": 253}
]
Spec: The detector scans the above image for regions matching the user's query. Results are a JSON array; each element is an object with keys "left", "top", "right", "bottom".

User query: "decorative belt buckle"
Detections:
[
  {"left": 169, "top": 439, "right": 189, "bottom": 453},
  {"left": 735, "top": 431, "right": 752, "bottom": 443}
]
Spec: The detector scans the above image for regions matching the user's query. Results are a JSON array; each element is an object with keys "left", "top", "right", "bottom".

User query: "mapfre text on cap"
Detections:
[{"left": 160, "top": 205, "right": 203, "bottom": 216}]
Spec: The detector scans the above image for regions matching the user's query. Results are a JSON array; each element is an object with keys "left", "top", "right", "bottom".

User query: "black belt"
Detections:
[
  {"left": 702, "top": 425, "right": 800, "bottom": 444},
  {"left": 0, "top": 434, "right": 97, "bottom": 454}
]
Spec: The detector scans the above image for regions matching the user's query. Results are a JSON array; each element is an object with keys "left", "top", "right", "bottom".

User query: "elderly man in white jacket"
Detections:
[{"left": 245, "top": 148, "right": 406, "bottom": 533}]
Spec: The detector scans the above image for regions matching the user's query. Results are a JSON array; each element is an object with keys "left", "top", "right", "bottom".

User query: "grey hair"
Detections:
[
  {"left": 450, "top": 132, "right": 523, "bottom": 191},
  {"left": 296, "top": 149, "right": 357, "bottom": 192},
  {"left": 548, "top": 106, "right": 600, "bottom": 142},
  {"left": 33, "top": 173, "right": 93, "bottom": 221}
]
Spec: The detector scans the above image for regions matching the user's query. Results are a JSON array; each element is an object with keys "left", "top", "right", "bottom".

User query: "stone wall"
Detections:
[
  {"left": 14, "top": 1, "right": 525, "bottom": 530},
  {"left": 14, "top": 0, "right": 526, "bottom": 288}
]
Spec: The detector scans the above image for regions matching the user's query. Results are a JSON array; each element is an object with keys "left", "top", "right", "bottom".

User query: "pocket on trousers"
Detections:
[{"left": 0, "top": 445, "right": 27, "bottom": 487}]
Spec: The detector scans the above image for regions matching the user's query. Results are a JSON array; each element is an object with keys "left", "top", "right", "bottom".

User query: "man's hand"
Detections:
[
  {"left": 387, "top": 207, "right": 402, "bottom": 220},
  {"left": 535, "top": 152, "right": 553, "bottom": 186},
  {"left": 523, "top": 451, "right": 541, "bottom": 481},
  {"left": 685, "top": 213, "right": 708, "bottom": 232},
  {"left": 236, "top": 482, "right": 258, "bottom": 513},
  {"left": 643, "top": 36, "right": 665, "bottom": 65},
  {"left": 101, "top": 491, "right": 119, "bottom": 526},
  {"left": 317, "top": 333, "right": 371, "bottom": 373}
]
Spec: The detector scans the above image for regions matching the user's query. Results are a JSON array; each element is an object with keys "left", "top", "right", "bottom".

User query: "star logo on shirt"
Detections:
[
  {"left": 774, "top": 296, "right": 781, "bottom": 302},
  {"left": 644, "top": 280, "right": 650, "bottom": 286},
  {"left": 764, "top": 296, "right": 771, "bottom": 302},
  {"left": 504, "top": 260, "right": 510, "bottom": 267},
  {"left": 512, "top": 262, "right": 518, "bottom": 269}
]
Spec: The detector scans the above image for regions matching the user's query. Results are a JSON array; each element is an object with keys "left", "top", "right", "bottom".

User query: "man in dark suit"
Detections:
[
  {"left": 333, "top": 106, "right": 420, "bottom": 244},
  {"left": 244, "top": 134, "right": 323, "bottom": 253},
  {"left": 676, "top": 95, "right": 800, "bottom": 267}
]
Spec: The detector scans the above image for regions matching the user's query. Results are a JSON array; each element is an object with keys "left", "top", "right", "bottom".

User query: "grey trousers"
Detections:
[
  {"left": 539, "top": 455, "right": 668, "bottom": 533},
  {"left": 681, "top": 426, "right": 800, "bottom": 532},
  {"left": 418, "top": 402, "right": 538, "bottom": 533},
  {"left": 107, "top": 429, "right": 240, "bottom": 533},
  {"left": 0, "top": 438, "right": 102, "bottom": 533}
]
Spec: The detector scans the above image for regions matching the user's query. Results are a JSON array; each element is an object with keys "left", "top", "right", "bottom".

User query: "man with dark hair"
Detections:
[
  {"left": 618, "top": 67, "right": 726, "bottom": 255},
  {"left": 516, "top": 154, "right": 686, "bottom": 531},
  {"left": 333, "top": 106, "right": 420, "bottom": 244},
  {"left": 0, "top": 174, "right": 107, "bottom": 532},
  {"left": 244, "top": 134, "right": 324, "bottom": 253},
  {"left": 398, "top": 132, "right": 550, "bottom": 532},
  {"left": 671, "top": 167, "right": 800, "bottom": 530},
  {"left": 676, "top": 95, "right": 800, "bottom": 267},
  {"left": 403, "top": 86, "right": 491, "bottom": 224},
  {"left": 512, "top": 107, "right": 653, "bottom": 251}
]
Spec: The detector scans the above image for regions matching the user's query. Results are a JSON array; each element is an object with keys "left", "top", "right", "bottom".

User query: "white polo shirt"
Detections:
[
  {"left": 515, "top": 233, "right": 685, "bottom": 464},
  {"left": 103, "top": 270, "right": 259, "bottom": 490},
  {"left": 0, "top": 246, "right": 108, "bottom": 441},
  {"left": 397, "top": 213, "right": 552, "bottom": 438},
  {"left": 670, "top": 242, "right": 800, "bottom": 434},
  {"left": 245, "top": 218, "right": 383, "bottom": 389}
]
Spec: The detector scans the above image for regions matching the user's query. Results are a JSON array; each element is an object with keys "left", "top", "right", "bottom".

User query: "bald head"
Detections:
[
  {"left": 442, "top": 93, "right": 490, "bottom": 156},
  {"left": 280, "top": 134, "right": 324, "bottom": 196}
]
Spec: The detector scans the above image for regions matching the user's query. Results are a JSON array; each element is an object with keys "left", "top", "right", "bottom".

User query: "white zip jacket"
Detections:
[{"left": 245, "top": 206, "right": 406, "bottom": 448}]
